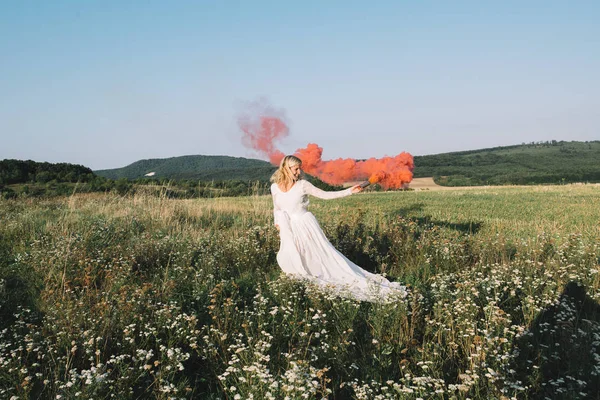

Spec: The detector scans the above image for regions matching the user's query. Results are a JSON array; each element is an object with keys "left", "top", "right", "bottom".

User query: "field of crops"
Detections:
[{"left": 1, "top": 184, "right": 599, "bottom": 399}]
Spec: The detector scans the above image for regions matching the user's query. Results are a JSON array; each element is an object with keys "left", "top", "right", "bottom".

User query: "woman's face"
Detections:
[{"left": 289, "top": 163, "right": 302, "bottom": 180}]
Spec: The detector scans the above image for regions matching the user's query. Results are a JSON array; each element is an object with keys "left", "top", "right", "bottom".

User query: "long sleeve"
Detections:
[
  {"left": 302, "top": 180, "right": 353, "bottom": 200},
  {"left": 271, "top": 184, "right": 283, "bottom": 226}
]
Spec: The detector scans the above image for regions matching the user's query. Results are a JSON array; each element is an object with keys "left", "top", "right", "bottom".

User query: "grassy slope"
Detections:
[
  {"left": 413, "top": 140, "right": 600, "bottom": 185},
  {"left": 94, "top": 155, "right": 277, "bottom": 181}
]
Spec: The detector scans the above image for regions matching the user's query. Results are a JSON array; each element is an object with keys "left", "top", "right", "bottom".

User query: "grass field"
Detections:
[{"left": 1, "top": 184, "right": 599, "bottom": 399}]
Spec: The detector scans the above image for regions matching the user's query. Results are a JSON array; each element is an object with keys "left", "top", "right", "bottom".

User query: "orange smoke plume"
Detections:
[
  {"left": 238, "top": 100, "right": 288, "bottom": 165},
  {"left": 238, "top": 100, "right": 414, "bottom": 189},
  {"left": 295, "top": 143, "right": 414, "bottom": 189}
]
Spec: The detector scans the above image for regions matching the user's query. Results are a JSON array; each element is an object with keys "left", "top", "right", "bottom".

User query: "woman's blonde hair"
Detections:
[{"left": 270, "top": 155, "right": 302, "bottom": 186}]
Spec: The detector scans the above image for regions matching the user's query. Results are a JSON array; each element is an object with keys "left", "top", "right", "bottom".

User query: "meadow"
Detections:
[{"left": 1, "top": 184, "right": 599, "bottom": 399}]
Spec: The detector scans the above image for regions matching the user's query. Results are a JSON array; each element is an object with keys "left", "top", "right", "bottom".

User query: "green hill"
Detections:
[
  {"left": 413, "top": 140, "right": 600, "bottom": 186},
  {"left": 94, "top": 141, "right": 600, "bottom": 187},
  {"left": 94, "top": 155, "right": 277, "bottom": 181}
]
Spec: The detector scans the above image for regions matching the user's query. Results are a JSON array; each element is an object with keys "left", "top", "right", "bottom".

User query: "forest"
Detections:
[
  {"left": 0, "top": 159, "right": 337, "bottom": 199},
  {"left": 413, "top": 140, "right": 600, "bottom": 186}
]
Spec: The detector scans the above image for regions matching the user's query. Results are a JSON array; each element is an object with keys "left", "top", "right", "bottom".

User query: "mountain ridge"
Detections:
[
  {"left": 93, "top": 140, "right": 600, "bottom": 186},
  {"left": 94, "top": 155, "right": 276, "bottom": 181}
]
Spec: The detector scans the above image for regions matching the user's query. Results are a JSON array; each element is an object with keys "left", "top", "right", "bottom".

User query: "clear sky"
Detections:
[{"left": 1, "top": 1, "right": 598, "bottom": 170}]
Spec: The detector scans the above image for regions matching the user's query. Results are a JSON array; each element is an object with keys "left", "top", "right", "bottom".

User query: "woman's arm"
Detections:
[
  {"left": 302, "top": 180, "right": 361, "bottom": 200},
  {"left": 271, "top": 184, "right": 283, "bottom": 229}
]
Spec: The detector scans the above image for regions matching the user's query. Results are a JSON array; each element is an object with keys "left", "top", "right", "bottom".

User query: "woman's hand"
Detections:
[
  {"left": 351, "top": 185, "right": 363, "bottom": 194},
  {"left": 275, "top": 224, "right": 280, "bottom": 231}
]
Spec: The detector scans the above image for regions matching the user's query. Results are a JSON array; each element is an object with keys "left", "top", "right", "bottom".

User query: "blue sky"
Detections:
[{"left": 1, "top": 1, "right": 598, "bottom": 170}]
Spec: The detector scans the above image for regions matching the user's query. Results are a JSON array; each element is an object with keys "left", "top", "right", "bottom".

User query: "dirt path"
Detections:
[
  {"left": 407, "top": 178, "right": 600, "bottom": 191},
  {"left": 350, "top": 177, "right": 599, "bottom": 191},
  {"left": 408, "top": 177, "right": 451, "bottom": 190}
]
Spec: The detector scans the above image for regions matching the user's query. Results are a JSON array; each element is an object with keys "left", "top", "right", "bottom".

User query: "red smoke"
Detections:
[
  {"left": 238, "top": 101, "right": 414, "bottom": 189},
  {"left": 237, "top": 100, "right": 288, "bottom": 165},
  {"left": 295, "top": 143, "right": 414, "bottom": 189}
]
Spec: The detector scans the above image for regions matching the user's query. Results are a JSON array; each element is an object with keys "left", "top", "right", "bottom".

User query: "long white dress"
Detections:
[{"left": 271, "top": 180, "right": 407, "bottom": 302}]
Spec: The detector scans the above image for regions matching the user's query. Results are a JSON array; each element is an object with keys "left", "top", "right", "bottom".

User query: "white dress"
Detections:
[{"left": 271, "top": 180, "right": 407, "bottom": 302}]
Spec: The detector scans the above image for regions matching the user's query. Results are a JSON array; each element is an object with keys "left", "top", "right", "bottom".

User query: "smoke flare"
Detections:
[
  {"left": 238, "top": 101, "right": 414, "bottom": 189},
  {"left": 295, "top": 143, "right": 414, "bottom": 189}
]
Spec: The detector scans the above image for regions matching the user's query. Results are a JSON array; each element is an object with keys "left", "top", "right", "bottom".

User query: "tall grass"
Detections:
[{"left": 1, "top": 184, "right": 599, "bottom": 399}]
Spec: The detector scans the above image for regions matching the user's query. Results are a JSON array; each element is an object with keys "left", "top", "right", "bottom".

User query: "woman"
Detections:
[{"left": 270, "top": 155, "right": 406, "bottom": 302}]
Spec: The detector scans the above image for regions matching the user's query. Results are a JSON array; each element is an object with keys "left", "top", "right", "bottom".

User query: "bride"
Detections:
[{"left": 270, "top": 155, "right": 407, "bottom": 302}]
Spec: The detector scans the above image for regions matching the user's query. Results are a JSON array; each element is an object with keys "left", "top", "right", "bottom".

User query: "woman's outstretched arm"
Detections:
[{"left": 302, "top": 180, "right": 362, "bottom": 200}]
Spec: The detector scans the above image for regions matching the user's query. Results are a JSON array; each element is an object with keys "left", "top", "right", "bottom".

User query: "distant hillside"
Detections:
[
  {"left": 0, "top": 159, "right": 114, "bottom": 199},
  {"left": 413, "top": 140, "right": 600, "bottom": 186},
  {"left": 94, "top": 141, "right": 600, "bottom": 187},
  {"left": 0, "top": 159, "right": 94, "bottom": 185},
  {"left": 95, "top": 155, "right": 277, "bottom": 181}
]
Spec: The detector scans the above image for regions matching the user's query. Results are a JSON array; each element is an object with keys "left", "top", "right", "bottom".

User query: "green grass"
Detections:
[{"left": 1, "top": 185, "right": 599, "bottom": 399}]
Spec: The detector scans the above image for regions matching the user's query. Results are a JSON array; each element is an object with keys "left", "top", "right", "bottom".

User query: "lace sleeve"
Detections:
[{"left": 302, "top": 180, "right": 353, "bottom": 200}]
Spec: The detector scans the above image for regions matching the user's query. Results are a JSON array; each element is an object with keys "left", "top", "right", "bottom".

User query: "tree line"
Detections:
[
  {"left": 6, "top": 140, "right": 598, "bottom": 199},
  {"left": 0, "top": 159, "right": 94, "bottom": 185},
  {"left": 0, "top": 159, "right": 340, "bottom": 199}
]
